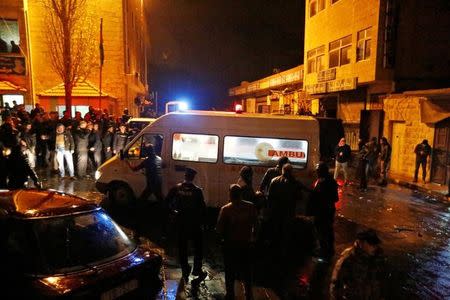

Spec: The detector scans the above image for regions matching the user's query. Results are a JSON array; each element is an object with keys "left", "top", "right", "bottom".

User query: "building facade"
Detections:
[
  {"left": 0, "top": 0, "right": 148, "bottom": 116},
  {"left": 230, "top": 0, "right": 450, "bottom": 185},
  {"left": 229, "top": 66, "right": 306, "bottom": 115}
]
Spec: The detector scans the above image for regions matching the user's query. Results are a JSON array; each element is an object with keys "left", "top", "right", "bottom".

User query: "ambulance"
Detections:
[{"left": 95, "top": 111, "right": 343, "bottom": 207}]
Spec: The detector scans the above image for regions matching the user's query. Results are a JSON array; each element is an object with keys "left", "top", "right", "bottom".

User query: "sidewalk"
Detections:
[{"left": 388, "top": 174, "right": 449, "bottom": 201}]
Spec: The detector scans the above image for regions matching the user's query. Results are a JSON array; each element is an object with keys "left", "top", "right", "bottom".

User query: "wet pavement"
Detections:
[{"left": 39, "top": 172, "right": 450, "bottom": 299}]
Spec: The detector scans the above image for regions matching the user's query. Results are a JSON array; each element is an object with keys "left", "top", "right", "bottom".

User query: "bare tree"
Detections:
[{"left": 42, "top": 0, "right": 97, "bottom": 116}]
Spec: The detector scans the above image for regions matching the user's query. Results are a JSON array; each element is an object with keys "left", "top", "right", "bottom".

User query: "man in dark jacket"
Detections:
[
  {"left": 259, "top": 156, "right": 290, "bottom": 195},
  {"left": 334, "top": 137, "right": 351, "bottom": 185},
  {"left": 19, "top": 122, "right": 36, "bottom": 169},
  {"left": 102, "top": 125, "right": 115, "bottom": 161},
  {"left": 378, "top": 137, "right": 391, "bottom": 186},
  {"left": 413, "top": 139, "right": 432, "bottom": 183},
  {"left": 237, "top": 166, "right": 255, "bottom": 205},
  {"left": 6, "top": 145, "right": 41, "bottom": 189},
  {"left": 113, "top": 124, "right": 128, "bottom": 154},
  {"left": 73, "top": 121, "right": 91, "bottom": 177},
  {"left": 128, "top": 144, "right": 163, "bottom": 202},
  {"left": 267, "top": 164, "right": 306, "bottom": 244},
  {"left": 217, "top": 184, "right": 257, "bottom": 300},
  {"left": 307, "top": 162, "right": 339, "bottom": 258},
  {"left": 166, "top": 168, "right": 207, "bottom": 282},
  {"left": 330, "top": 229, "right": 387, "bottom": 300},
  {"left": 88, "top": 123, "right": 103, "bottom": 170}
]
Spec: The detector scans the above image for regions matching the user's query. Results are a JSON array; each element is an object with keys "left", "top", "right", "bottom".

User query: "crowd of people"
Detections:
[
  {"left": 131, "top": 142, "right": 386, "bottom": 299},
  {"left": 0, "top": 102, "right": 136, "bottom": 188},
  {"left": 333, "top": 136, "right": 443, "bottom": 192}
]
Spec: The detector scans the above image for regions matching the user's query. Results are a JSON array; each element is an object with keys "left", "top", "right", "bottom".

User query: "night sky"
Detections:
[{"left": 147, "top": 0, "right": 305, "bottom": 110}]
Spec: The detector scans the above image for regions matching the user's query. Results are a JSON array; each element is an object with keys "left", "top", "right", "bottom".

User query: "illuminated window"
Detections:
[
  {"left": 127, "top": 134, "right": 164, "bottom": 159},
  {"left": 309, "top": 0, "right": 325, "bottom": 17},
  {"left": 329, "top": 35, "right": 352, "bottom": 68},
  {"left": 0, "top": 19, "right": 20, "bottom": 54},
  {"left": 307, "top": 46, "right": 325, "bottom": 74},
  {"left": 172, "top": 133, "right": 219, "bottom": 163},
  {"left": 357, "top": 27, "right": 372, "bottom": 61},
  {"left": 223, "top": 136, "right": 308, "bottom": 169}
]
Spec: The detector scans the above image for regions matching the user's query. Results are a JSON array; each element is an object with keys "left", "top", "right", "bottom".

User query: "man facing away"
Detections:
[
  {"left": 166, "top": 167, "right": 207, "bottom": 283},
  {"left": 216, "top": 184, "right": 257, "bottom": 300}
]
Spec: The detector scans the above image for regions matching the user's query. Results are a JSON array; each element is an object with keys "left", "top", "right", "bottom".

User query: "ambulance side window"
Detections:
[
  {"left": 223, "top": 136, "right": 308, "bottom": 168},
  {"left": 172, "top": 133, "right": 219, "bottom": 163}
]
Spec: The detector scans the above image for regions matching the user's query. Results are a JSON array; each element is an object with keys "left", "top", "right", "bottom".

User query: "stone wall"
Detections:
[{"left": 383, "top": 95, "right": 435, "bottom": 180}]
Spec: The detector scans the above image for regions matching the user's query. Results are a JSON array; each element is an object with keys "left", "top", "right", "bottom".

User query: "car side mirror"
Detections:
[{"left": 119, "top": 149, "right": 124, "bottom": 160}]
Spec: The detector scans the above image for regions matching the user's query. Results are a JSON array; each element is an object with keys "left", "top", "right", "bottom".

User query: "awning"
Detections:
[
  {"left": 37, "top": 80, "right": 116, "bottom": 98},
  {"left": 0, "top": 80, "right": 26, "bottom": 93},
  {"left": 420, "top": 98, "right": 450, "bottom": 124}
]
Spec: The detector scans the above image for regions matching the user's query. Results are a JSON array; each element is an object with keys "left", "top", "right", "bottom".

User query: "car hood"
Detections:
[{"left": 33, "top": 246, "right": 161, "bottom": 296}]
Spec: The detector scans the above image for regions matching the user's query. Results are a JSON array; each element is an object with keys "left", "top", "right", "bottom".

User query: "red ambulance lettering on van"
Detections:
[{"left": 268, "top": 150, "right": 305, "bottom": 159}]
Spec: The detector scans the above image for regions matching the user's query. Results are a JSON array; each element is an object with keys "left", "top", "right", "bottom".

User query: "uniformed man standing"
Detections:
[{"left": 166, "top": 167, "right": 207, "bottom": 282}]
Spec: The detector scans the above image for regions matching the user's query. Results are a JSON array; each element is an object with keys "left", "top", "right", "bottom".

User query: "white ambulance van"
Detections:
[{"left": 95, "top": 111, "right": 327, "bottom": 207}]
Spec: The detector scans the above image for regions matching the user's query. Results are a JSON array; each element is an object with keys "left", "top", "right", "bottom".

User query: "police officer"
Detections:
[{"left": 166, "top": 167, "right": 207, "bottom": 282}]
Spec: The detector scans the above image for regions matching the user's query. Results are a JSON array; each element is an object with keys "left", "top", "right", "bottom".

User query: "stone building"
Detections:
[
  {"left": 303, "top": 0, "right": 450, "bottom": 149},
  {"left": 0, "top": 0, "right": 148, "bottom": 116},
  {"left": 229, "top": 0, "right": 450, "bottom": 186},
  {"left": 383, "top": 89, "right": 450, "bottom": 184}
]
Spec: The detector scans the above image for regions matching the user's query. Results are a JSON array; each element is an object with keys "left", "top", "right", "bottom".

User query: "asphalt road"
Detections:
[{"left": 39, "top": 171, "right": 450, "bottom": 299}]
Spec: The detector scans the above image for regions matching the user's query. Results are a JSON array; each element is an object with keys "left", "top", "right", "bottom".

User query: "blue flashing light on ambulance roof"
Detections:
[{"left": 165, "top": 101, "right": 189, "bottom": 114}]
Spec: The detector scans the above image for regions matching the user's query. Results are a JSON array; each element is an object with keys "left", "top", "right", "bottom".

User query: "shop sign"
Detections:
[
  {"left": 0, "top": 55, "right": 26, "bottom": 75},
  {"left": 327, "top": 77, "right": 357, "bottom": 92},
  {"left": 318, "top": 68, "right": 336, "bottom": 82},
  {"left": 305, "top": 83, "right": 327, "bottom": 94}
]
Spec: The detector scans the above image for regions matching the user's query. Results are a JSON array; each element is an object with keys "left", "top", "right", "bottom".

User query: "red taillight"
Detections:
[{"left": 235, "top": 104, "right": 243, "bottom": 113}]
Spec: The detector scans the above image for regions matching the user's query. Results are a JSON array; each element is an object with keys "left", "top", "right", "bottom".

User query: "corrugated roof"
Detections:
[
  {"left": 0, "top": 80, "right": 27, "bottom": 92},
  {"left": 37, "top": 80, "right": 116, "bottom": 98}
]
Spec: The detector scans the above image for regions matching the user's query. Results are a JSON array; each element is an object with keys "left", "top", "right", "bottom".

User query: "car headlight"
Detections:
[{"left": 94, "top": 170, "right": 102, "bottom": 181}]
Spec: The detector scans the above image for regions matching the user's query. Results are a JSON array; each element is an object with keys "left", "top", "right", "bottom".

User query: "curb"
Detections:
[{"left": 389, "top": 178, "right": 449, "bottom": 202}]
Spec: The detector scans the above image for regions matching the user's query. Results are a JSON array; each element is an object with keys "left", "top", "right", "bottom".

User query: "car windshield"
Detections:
[{"left": 10, "top": 210, "right": 136, "bottom": 274}]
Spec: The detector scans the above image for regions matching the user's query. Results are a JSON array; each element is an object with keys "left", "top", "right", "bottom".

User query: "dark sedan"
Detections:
[{"left": 0, "top": 189, "right": 162, "bottom": 299}]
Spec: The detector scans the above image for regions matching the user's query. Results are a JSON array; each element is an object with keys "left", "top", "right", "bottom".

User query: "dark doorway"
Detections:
[
  {"left": 359, "top": 110, "right": 384, "bottom": 143},
  {"left": 431, "top": 118, "right": 450, "bottom": 185}
]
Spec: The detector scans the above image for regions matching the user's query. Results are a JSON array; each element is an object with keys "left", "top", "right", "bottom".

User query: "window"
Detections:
[
  {"left": 307, "top": 46, "right": 325, "bottom": 73},
  {"left": 329, "top": 35, "right": 352, "bottom": 68},
  {"left": 223, "top": 136, "right": 308, "bottom": 168},
  {"left": 57, "top": 105, "right": 89, "bottom": 118},
  {"left": 172, "top": 133, "right": 218, "bottom": 163},
  {"left": 127, "top": 133, "right": 163, "bottom": 159},
  {"left": 0, "top": 20, "right": 20, "bottom": 54},
  {"left": 309, "top": 0, "right": 325, "bottom": 17},
  {"left": 357, "top": 27, "right": 372, "bottom": 61}
]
